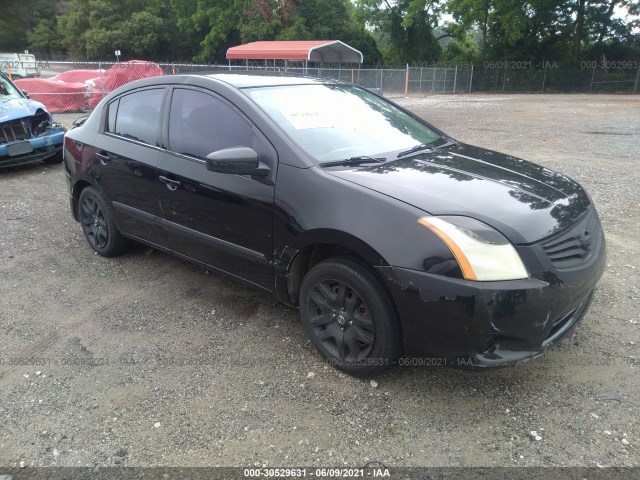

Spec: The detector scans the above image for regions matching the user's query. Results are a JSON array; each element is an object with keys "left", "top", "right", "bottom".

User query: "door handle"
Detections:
[
  {"left": 159, "top": 175, "right": 181, "bottom": 191},
  {"left": 95, "top": 152, "right": 110, "bottom": 165}
]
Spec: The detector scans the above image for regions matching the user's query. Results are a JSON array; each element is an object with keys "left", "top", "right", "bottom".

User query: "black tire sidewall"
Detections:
[
  {"left": 300, "top": 258, "right": 400, "bottom": 377},
  {"left": 78, "top": 186, "right": 126, "bottom": 257}
]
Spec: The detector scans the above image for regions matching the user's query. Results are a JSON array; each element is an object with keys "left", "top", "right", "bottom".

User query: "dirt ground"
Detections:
[{"left": 0, "top": 94, "right": 639, "bottom": 469}]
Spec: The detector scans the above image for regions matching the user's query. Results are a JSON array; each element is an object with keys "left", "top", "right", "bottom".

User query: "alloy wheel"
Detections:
[{"left": 80, "top": 195, "right": 109, "bottom": 249}]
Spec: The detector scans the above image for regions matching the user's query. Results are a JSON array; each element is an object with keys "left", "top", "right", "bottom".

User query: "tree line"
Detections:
[{"left": 1, "top": 0, "right": 638, "bottom": 66}]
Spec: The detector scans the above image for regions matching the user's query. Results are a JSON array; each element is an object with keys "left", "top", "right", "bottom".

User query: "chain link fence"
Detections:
[
  {"left": 469, "top": 65, "right": 640, "bottom": 93},
  {"left": 6, "top": 60, "right": 638, "bottom": 114}
]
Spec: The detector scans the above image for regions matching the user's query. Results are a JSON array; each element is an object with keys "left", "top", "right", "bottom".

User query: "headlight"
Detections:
[{"left": 417, "top": 216, "right": 528, "bottom": 281}]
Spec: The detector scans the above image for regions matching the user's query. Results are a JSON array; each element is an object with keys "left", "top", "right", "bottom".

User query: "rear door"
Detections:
[
  {"left": 156, "top": 87, "right": 277, "bottom": 289},
  {"left": 90, "top": 87, "right": 167, "bottom": 245}
]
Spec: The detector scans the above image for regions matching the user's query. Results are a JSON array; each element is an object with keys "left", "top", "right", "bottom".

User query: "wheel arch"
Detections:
[
  {"left": 275, "top": 229, "right": 394, "bottom": 308},
  {"left": 70, "top": 175, "right": 112, "bottom": 221},
  {"left": 289, "top": 237, "right": 406, "bottom": 369},
  {"left": 70, "top": 179, "right": 93, "bottom": 221}
]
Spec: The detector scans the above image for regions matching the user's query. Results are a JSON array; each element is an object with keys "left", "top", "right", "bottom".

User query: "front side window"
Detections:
[
  {"left": 110, "top": 88, "right": 163, "bottom": 146},
  {"left": 247, "top": 84, "right": 442, "bottom": 162},
  {"left": 168, "top": 88, "right": 253, "bottom": 159}
]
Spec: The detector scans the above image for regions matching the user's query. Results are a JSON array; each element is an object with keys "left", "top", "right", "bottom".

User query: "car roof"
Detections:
[
  {"left": 104, "top": 73, "right": 340, "bottom": 98},
  {"left": 203, "top": 73, "right": 335, "bottom": 89}
]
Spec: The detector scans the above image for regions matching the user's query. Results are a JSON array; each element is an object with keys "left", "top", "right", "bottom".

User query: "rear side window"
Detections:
[
  {"left": 109, "top": 88, "right": 164, "bottom": 146},
  {"left": 168, "top": 88, "right": 253, "bottom": 159},
  {"left": 107, "top": 100, "right": 118, "bottom": 133}
]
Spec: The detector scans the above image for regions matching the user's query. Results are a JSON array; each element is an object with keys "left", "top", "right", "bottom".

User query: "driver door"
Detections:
[{"left": 156, "top": 87, "right": 277, "bottom": 289}]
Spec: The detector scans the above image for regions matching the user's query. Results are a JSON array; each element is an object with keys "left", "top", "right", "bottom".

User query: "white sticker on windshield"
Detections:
[{"left": 281, "top": 108, "right": 334, "bottom": 130}]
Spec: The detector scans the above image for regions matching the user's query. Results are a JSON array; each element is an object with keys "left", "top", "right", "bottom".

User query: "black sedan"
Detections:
[{"left": 63, "top": 74, "right": 606, "bottom": 376}]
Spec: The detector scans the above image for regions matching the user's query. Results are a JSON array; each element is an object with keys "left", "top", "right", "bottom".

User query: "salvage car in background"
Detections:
[
  {"left": 63, "top": 74, "right": 606, "bottom": 376},
  {"left": 1, "top": 71, "right": 65, "bottom": 168},
  {"left": 15, "top": 61, "right": 164, "bottom": 113}
]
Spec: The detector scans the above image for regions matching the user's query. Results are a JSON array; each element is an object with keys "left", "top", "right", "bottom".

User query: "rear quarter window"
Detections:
[
  {"left": 108, "top": 88, "right": 164, "bottom": 146},
  {"left": 107, "top": 99, "right": 118, "bottom": 133}
]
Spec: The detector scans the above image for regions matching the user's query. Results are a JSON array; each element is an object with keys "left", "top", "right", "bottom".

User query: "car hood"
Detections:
[
  {"left": 0, "top": 96, "right": 49, "bottom": 123},
  {"left": 325, "top": 143, "right": 591, "bottom": 244}
]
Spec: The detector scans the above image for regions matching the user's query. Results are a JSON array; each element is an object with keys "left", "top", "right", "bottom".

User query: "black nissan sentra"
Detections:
[{"left": 63, "top": 74, "right": 606, "bottom": 376}]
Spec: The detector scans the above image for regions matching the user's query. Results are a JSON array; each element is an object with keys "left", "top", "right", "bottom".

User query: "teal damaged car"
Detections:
[{"left": 1, "top": 71, "right": 65, "bottom": 168}]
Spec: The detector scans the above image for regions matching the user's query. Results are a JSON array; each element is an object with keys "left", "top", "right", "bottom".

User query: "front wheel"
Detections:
[
  {"left": 78, "top": 186, "right": 128, "bottom": 257},
  {"left": 299, "top": 258, "right": 400, "bottom": 377}
]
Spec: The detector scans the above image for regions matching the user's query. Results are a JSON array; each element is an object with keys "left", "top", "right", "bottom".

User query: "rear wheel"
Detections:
[
  {"left": 79, "top": 186, "right": 128, "bottom": 257},
  {"left": 299, "top": 258, "right": 400, "bottom": 377}
]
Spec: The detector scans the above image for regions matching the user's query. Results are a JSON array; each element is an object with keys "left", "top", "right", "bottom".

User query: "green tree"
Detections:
[
  {"left": 356, "top": 0, "right": 443, "bottom": 65},
  {"left": 0, "top": 0, "right": 59, "bottom": 53},
  {"left": 581, "top": 0, "right": 639, "bottom": 59},
  {"left": 173, "top": 0, "right": 249, "bottom": 62},
  {"left": 3, "top": 0, "right": 638, "bottom": 66},
  {"left": 56, "top": 0, "right": 191, "bottom": 60},
  {"left": 241, "top": 0, "right": 291, "bottom": 41},
  {"left": 27, "top": 19, "right": 64, "bottom": 55},
  {"left": 445, "top": 0, "right": 640, "bottom": 62}
]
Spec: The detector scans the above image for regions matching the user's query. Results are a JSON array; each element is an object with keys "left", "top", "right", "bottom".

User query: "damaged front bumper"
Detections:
[
  {"left": 0, "top": 123, "right": 65, "bottom": 167},
  {"left": 378, "top": 231, "right": 606, "bottom": 368}
]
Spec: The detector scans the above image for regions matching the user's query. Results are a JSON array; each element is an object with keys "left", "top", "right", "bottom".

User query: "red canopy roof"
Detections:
[{"left": 226, "top": 40, "right": 363, "bottom": 63}]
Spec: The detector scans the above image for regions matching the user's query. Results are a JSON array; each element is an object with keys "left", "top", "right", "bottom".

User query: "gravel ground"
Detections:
[{"left": 0, "top": 94, "right": 639, "bottom": 469}]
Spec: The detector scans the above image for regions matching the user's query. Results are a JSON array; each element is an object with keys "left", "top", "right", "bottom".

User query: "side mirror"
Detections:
[
  {"left": 21, "top": 90, "right": 30, "bottom": 98},
  {"left": 73, "top": 116, "right": 89, "bottom": 127},
  {"left": 206, "top": 147, "right": 270, "bottom": 177}
]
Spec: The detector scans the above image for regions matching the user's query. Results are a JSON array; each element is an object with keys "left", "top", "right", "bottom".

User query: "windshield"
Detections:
[
  {"left": 247, "top": 84, "right": 441, "bottom": 162},
  {"left": 0, "top": 74, "right": 23, "bottom": 99}
]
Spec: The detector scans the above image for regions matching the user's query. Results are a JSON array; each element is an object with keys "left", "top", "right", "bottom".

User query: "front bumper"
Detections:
[
  {"left": 379, "top": 212, "right": 606, "bottom": 368},
  {"left": 0, "top": 127, "right": 65, "bottom": 167}
]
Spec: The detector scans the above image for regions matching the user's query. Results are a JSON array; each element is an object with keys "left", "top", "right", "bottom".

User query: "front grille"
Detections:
[
  {"left": 1, "top": 119, "right": 32, "bottom": 143},
  {"left": 541, "top": 208, "right": 601, "bottom": 269}
]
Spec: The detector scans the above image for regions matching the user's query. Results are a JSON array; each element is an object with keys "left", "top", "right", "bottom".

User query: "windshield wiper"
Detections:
[
  {"left": 433, "top": 139, "right": 458, "bottom": 150},
  {"left": 397, "top": 144, "right": 433, "bottom": 158},
  {"left": 320, "top": 156, "right": 386, "bottom": 168},
  {"left": 397, "top": 138, "right": 458, "bottom": 158}
]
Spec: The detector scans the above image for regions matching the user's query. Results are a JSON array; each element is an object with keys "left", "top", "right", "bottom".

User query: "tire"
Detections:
[
  {"left": 42, "top": 149, "right": 63, "bottom": 165},
  {"left": 299, "top": 257, "right": 400, "bottom": 377},
  {"left": 78, "top": 186, "right": 128, "bottom": 257}
]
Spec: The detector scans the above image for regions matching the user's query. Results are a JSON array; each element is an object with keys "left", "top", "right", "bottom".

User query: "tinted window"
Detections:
[
  {"left": 107, "top": 99, "right": 118, "bottom": 133},
  {"left": 168, "top": 89, "right": 253, "bottom": 159},
  {"left": 112, "top": 89, "right": 163, "bottom": 145}
]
